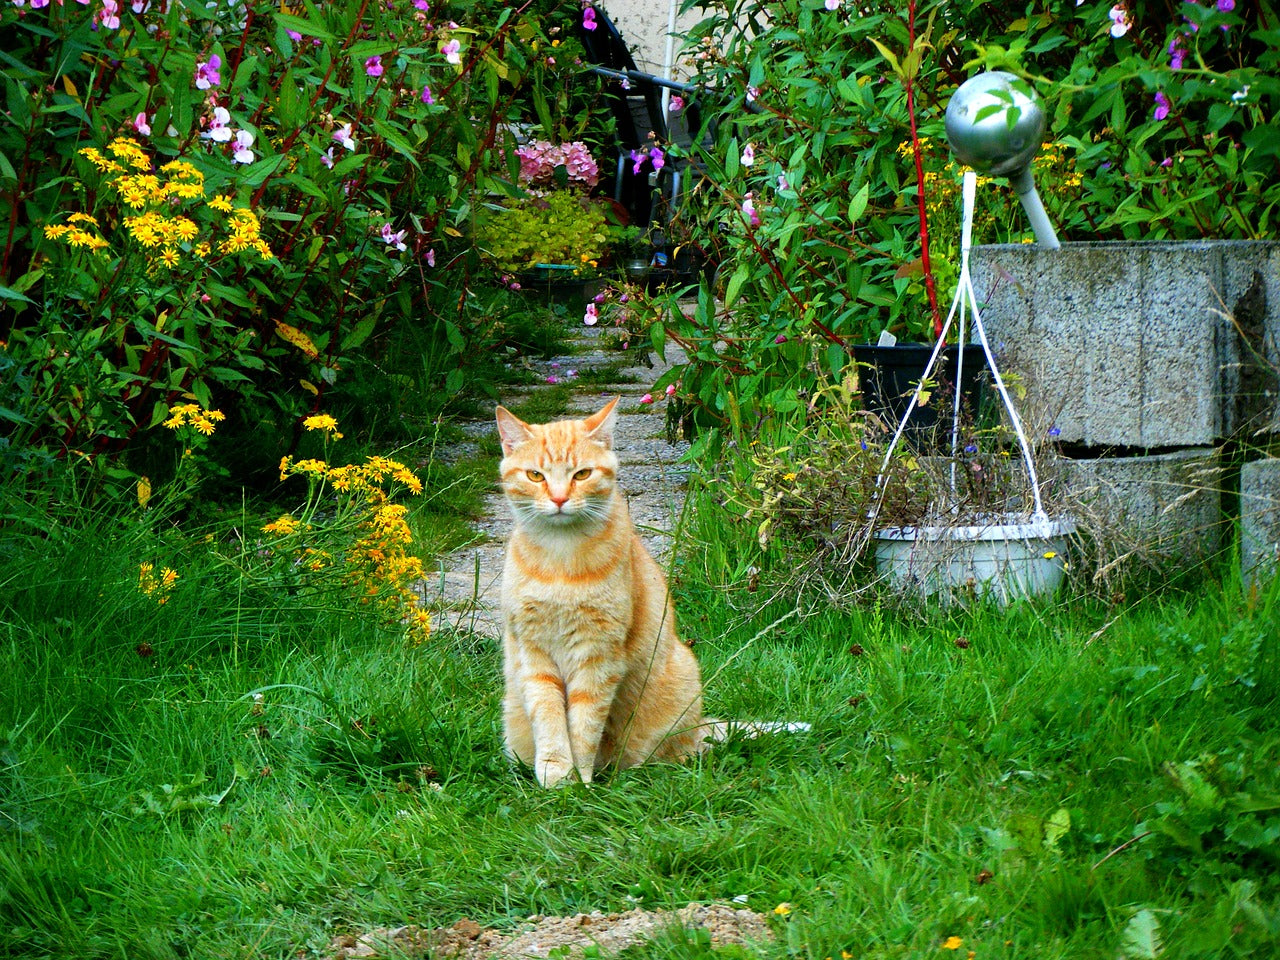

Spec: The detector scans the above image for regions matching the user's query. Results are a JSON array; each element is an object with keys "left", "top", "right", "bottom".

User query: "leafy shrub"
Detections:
[
  {"left": 658, "top": 0, "right": 1279, "bottom": 444},
  {"left": 0, "top": 0, "right": 589, "bottom": 475}
]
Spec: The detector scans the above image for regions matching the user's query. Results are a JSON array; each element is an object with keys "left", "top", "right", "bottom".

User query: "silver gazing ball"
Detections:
[{"left": 944, "top": 71, "right": 1045, "bottom": 178}]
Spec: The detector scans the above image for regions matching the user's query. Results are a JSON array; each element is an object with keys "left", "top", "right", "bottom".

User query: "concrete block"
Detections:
[
  {"left": 1057, "top": 449, "right": 1224, "bottom": 560},
  {"left": 970, "top": 241, "right": 1280, "bottom": 447},
  {"left": 1240, "top": 458, "right": 1280, "bottom": 588}
]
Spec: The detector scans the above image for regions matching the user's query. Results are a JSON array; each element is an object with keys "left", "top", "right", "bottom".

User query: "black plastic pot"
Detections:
[{"left": 851, "top": 342, "right": 990, "bottom": 451}]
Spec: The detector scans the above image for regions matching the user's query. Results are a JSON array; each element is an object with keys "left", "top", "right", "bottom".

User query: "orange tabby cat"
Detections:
[{"left": 495, "top": 397, "right": 708, "bottom": 787}]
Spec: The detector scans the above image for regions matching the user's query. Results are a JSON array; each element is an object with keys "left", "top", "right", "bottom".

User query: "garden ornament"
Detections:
[{"left": 944, "top": 71, "right": 1061, "bottom": 250}]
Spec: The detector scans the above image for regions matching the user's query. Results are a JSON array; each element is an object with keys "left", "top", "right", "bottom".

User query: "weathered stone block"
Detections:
[
  {"left": 1240, "top": 458, "right": 1280, "bottom": 588},
  {"left": 970, "top": 241, "right": 1280, "bottom": 447},
  {"left": 1057, "top": 449, "right": 1224, "bottom": 560}
]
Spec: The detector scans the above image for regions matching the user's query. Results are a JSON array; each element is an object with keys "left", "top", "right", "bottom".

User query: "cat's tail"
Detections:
[{"left": 701, "top": 718, "right": 812, "bottom": 744}]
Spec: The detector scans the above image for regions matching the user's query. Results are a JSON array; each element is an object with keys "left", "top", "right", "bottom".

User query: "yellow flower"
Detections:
[
  {"left": 941, "top": 936, "right": 963, "bottom": 950},
  {"left": 207, "top": 195, "right": 234, "bottom": 213},
  {"left": 303, "top": 414, "right": 342, "bottom": 436},
  {"left": 43, "top": 224, "right": 70, "bottom": 240},
  {"left": 783, "top": 472, "right": 797, "bottom": 481},
  {"left": 773, "top": 903, "right": 791, "bottom": 917},
  {"left": 158, "top": 247, "right": 180, "bottom": 268},
  {"left": 262, "top": 514, "right": 302, "bottom": 536},
  {"left": 68, "top": 212, "right": 100, "bottom": 227},
  {"left": 137, "top": 476, "right": 152, "bottom": 508}
]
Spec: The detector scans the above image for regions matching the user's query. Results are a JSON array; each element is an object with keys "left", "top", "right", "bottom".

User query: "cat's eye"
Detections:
[
  {"left": 526, "top": 469, "right": 544, "bottom": 482},
  {"left": 573, "top": 468, "right": 592, "bottom": 481}
]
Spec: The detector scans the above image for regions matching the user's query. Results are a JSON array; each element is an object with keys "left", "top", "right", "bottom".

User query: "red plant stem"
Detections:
[{"left": 904, "top": 0, "right": 943, "bottom": 341}]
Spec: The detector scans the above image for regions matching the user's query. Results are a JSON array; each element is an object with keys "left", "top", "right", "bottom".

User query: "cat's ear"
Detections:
[
  {"left": 495, "top": 406, "right": 533, "bottom": 456},
  {"left": 583, "top": 396, "right": 620, "bottom": 449}
]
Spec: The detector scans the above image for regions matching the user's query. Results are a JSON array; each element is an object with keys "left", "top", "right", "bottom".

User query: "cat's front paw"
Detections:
[{"left": 536, "top": 756, "right": 575, "bottom": 788}]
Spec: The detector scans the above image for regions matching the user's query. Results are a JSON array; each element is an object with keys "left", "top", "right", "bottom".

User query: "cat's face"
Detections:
[{"left": 495, "top": 398, "right": 621, "bottom": 530}]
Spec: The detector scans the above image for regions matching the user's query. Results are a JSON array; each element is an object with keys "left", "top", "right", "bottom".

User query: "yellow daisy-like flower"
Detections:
[
  {"left": 262, "top": 514, "right": 302, "bottom": 536},
  {"left": 773, "top": 903, "right": 792, "bottom": 917},
  {"left": 67, "top": 212, "right": 100, "bottom": 227},
  {"left": 302, "top": 413, "right": 342, "bottom": 436},
  {"left": 941, "top": 936, "right": 963, "bottom": 951},
  {"left": 158, "top": 247, "right": 180, "bottom": 268},
  {"left": 207, "top": 195, "right": 234, "bottom": 213},
  {"left": 161, "top": 567, "right": 179, "bottom": 588},
  {"left": 194, "top": 241, "right": 212, "bottom": 258},
  {"left": 43, "top": 224, "right": 70, "bottom": 240}
]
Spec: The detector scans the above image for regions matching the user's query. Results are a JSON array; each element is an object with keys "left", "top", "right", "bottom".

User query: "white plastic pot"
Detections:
[{"left": 874, "top": 516, "right": 1075, "bottom": 605}]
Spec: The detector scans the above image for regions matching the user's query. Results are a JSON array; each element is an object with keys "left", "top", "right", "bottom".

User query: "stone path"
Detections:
[{"left": 420, "top": 323, "right": 692, "bottom": 639}]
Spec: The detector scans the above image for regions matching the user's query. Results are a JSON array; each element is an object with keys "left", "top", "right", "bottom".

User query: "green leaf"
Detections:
[
  {"left": 0, "top": 285, "right": 34, "bottom": 304},
  {"left": 1119, "top": 909, "right": 1163, "bottom": 960},
  {"left": 847, "top": 182, "right": 869, "bottom": 225},
  {"left": 1043, "top": 807, "right": 1071, "bottom": 850},
  {"left": 274, "top": 12, "right": 333, "bottom": 40}
]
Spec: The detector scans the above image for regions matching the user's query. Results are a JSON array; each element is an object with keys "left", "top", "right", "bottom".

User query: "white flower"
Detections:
[
  {"left": 1108, "top": 4, "right": 1131, "bottom": 37},
  {"left": 741, "top": 143, "right": 755, "bottom": 166},
  {"left": 206, "top": 106, "right": 232, "bottom": 142},
  {"left": 232, "top": 129, "right": 255, "bottom": 164},
  {"left": 824, "top": 0, "right": 840, "bottom": 9}
]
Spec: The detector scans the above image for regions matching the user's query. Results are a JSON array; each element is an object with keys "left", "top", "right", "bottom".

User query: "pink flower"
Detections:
[
  {"left": 133, "top": 111, "right": 151, "bottom": 136},
  {"left": 333, "top": 122, "right": 357, "bottom": 151},
  {"left": 99, "top": 0, "right": 119, "bottom": 29},
  {"left": 1154, "top": 91, "right": 1171, "bottom": 121},
  {"left": 777, "top": 173, "right": 790, "bottom": 191},
  {"left": 640, "top": 393, "right": 654, "bottom": 404},
  {"left": 365, "top": 55, "right": 384, "bottom": 77},
  {"left": 583, "top": 5, "right": 596, "bottom": 30},
  {"left": 421, "top": 84, "right": 434, "bottom": 104},
  {"left": 442, "top": 38, "right": 461, "bottom": 64},
  {"left": 740, "top": 143, "right": 755, "bottom": 166},
  {"left": 584, "top": 303, "right": 599, "bottom": 326},
  {"left": 824, "top": 0, "right": 840, "bottom": 8},
  {"left": 195, "top": 54, "right": 222, "bottom": 90},
  {"left": 413, "top": 0, "right": 427, "bottom": 8},
  {"left": 232, "top": 129, "right": 255, "bottom": 164},
  {"left": 775, "top": 334, "right": 788, "bottom": 344},
  {"left": 32, "top": 0, "right": 51, "bottom": 7},
  {"left": 746, "top": 85, "right": 760, "bottom": 103},
  {"left": 321, "top": 147, "right": 335, "bottom": 168},
  {"left": 205, "top": 106, "right": 232, "bottom": 143},
  {"left": 425, "top": 248, "right": 436, "bottom": 267},
  {"left": 545, "top": 375, "right": 559, "bottom": 384},
  {"left": 742, "top": 192, "right": 760, "bottom": 227},
  {"left": 1108, "top": 4, "right": 1131, "bottom": 37},
  {"left": 380, "top": 222, "right": 408, "bottom": 251},
  {"left": 669, "top": 95, "right": 684, "bottom": 113},
  {"left": 286, "top": 28, "right": 302, "bottom": 41},
  {"left": 665, "top": 383, "right": 676, "bottom": 397}
]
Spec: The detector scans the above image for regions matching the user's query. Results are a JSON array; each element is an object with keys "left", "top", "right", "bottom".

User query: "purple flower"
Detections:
[
  {"left": 669, "top": 95, "right": 684, "bottom": 113},
  {"left": 583, "top": 5, "right": 596, "bottom": 31},
  {"left": 630, "top": 149, "right": 646, "bottom": 175},
  {"left": 1154, "top": 91, "right": 1171, "bottom": 121},
  {"left": 286, "top": 29, "right": 302, "bottom": 41},
  {"left": 195, "top": 53, "right": 221, "bottom": 90},
  {"left": 964, "top": 444, "right": 978, "bottom": 454},
  {"left": 421, "top": 84, "right": 434, "bottom": 104},
  {"left": 425, "top": 248, "right": 436, "bottom": 267},
  {"left": 649, "top": 147, "right": 665, "bottom": 171},
  {"left": 1217, "top": 0, "right": 1234, "bottom": 9},
  {"left": 545, "top": 375, "right": 559, "bottom": 384},
  {"left": 774, "top": 334, "right": 787, "bottom": 344},
  {"left": 441, "top": 38, "right": 461, "bottom": 64},
  {"left": 365, "top": 55, "right": 384, "bottom": 78},
  {"left": 1048, "top": 426, "right": 1061, "bottom": 437},
  {"left": 380, "top": 222, "right": 408, "bottom": 251},
  {"left": 1168, "top": 36, "right": 1186, "bottom": 70},
  {"left": 333, "top": 122, "right": 357, "bottom": 151},
  {"left": 413, "top": 0, "right": 428, "bottom": 8}
]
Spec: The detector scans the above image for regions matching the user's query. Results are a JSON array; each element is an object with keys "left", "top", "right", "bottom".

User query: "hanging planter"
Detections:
[{"left": 870, "top": 169, "right": 1075, "bottom": 604}]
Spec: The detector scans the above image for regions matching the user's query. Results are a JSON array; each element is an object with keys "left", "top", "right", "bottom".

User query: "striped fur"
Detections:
[{"left": 495, "top": 397, "right": 708, "bottom": 787}]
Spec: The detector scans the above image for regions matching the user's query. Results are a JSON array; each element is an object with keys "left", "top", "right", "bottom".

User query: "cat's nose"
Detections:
[{"left": 549, "top": 493, "right": 569, "bottom": 509}]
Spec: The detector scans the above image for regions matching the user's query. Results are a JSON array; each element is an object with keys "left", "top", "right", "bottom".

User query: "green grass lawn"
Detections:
[{"left": 2, "top": 490, "right": 1278, "bottom": 959}]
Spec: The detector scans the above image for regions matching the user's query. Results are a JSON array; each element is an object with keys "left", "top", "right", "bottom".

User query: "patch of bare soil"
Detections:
[{"left": 329, "top": 903, "right": 772, "bottom": 959}]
